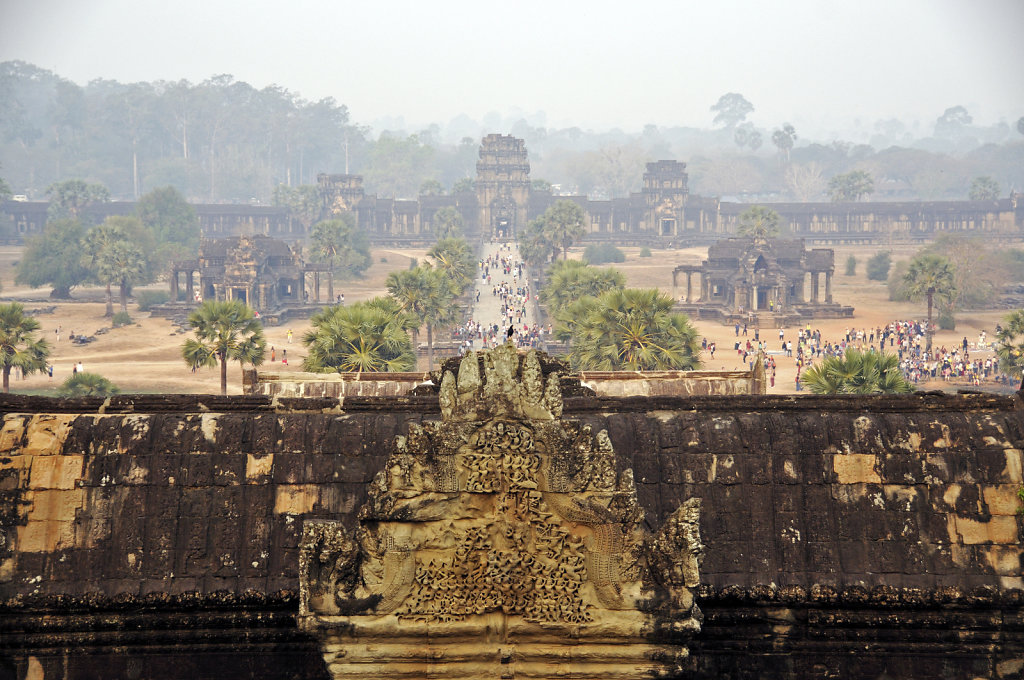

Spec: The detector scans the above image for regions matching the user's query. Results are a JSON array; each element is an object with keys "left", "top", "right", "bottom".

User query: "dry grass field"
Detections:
[{"left": 0, "top": 241, "right": 1012, "bottom": 396}]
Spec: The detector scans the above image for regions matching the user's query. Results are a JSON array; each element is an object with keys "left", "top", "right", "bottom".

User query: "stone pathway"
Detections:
[{"left": 468, "top": 241, "right": 539, "bottom": 349}]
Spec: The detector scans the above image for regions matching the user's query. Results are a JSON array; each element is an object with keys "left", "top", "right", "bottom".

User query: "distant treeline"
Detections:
[{"left": 1, "top": 61, "right": 1022, "bottom": 204}]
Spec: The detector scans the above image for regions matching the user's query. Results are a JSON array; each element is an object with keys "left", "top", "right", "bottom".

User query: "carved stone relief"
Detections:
[{"left": 300, "top": 344, "right": 703, "bottom": 678}]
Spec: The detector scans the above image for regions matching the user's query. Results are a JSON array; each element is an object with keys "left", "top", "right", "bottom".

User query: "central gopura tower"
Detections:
[{"left": 476, "top": 134, "right": 531, "bottom": 241}]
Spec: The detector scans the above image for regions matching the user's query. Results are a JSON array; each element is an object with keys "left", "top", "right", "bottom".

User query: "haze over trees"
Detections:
[{"left": 2, "top": 63, "right": 1020, "bottom": 205}]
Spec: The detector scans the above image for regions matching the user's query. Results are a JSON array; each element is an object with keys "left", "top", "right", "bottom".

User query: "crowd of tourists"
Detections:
[{"left": 719, "top": 319, "right": 1008, "bottom": 388}]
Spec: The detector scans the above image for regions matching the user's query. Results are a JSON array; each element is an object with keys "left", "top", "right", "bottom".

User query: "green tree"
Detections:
[
  {"left": 866, "top": 251, "right": 892, "bottom": 281},
  {"left": 182, "top": 299, "right": 266, "bottom": 395},
  {"left": 710, "top": 93, "right": 754, "bottom": 128},
  {"left": 563, "top": 288, "right": 701, "bottom": 371},
  {"left": 541, "top": 260, "right": 624, "bottom": 315},
  {"left": 273, "top": 184, "right": 322, "bottom": 233},
  {"left": 0, "top": 175, "right": 11, "bottom": 203},
  {"left": 16, "top": 219, "right": 91, "bottom": 298},
  {"left": 386, "top": 265, "right": 453, "bottom": 369},
  {"left": 845, "top": 255, "right": 857, "bottom": 276},
  {"left": 540, "top": 199, "right": 586, "bottom": 261},
  {"left": 968, "top": 176, "right": 1000, "bottom": 201},
  {"left": 1017, "top": 116, "right": 1024, "bottom": 136},
  {"left": 736, "top": 206, "right": 781, "bottom": 240},
  {"left": 58, "top": 372, "right": 120, "bottom": 397},
  {"left": 301, "top": 298, "right": 416, "bottom": 373},
  {"left": 935, "top": 105, "right": 972, "bottom": 138},
  {"left": 418, "top": 179, "right": 444, "bottom": 196},
  {"left": 801, "top": 348, "right": 914, "bottom": 394},
  {"left": 828, "top": 170, "right": 875, "bottom": 202},
  {"left": 309, "top": 215, "right": 372, "bottom": 279},
  {"left": 428, "top": 237, "right": 474, "bottom": 296},
  {"left": 903, "top": 254, "right": 956, "bottom": 351},
  {"left": 451, "top": 177, "right": 475, "bottom": 194},
  {"left": 430, "top": 206, "right": 464, "bottom": 240},
  {"left": 45, "top": 179, "right": 109, "bottom": 221},
  {"left": 82, "top": 219, "right": 129, "bottom": 317},
  {"left": 136, "top": 185, "right": 200, "bottom": 263},
  {"left": 531, "top": 178, "right": 552, "bottom": 192},
  {"left": 97, "top": 239, "right": 149, "bottom": 313},
  {"left": 518, "top": 217, "right": 558, "bottom": 268},
  {"left": 771, "top": 124, "right": 797, "bottom": 163},
  {"left": 996, "top": 310, "right": 1024, "bottom": 387},
  {"left": 0, "top": 302, "right": 50, "bottom": 393}
]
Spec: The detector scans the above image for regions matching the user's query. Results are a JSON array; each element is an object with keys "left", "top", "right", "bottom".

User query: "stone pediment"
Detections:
[{"left": 299, "top": 344, "right": 703, "bottom": 678}]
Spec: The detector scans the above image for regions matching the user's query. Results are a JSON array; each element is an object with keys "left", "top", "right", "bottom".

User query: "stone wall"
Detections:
[{"left": 1, "top": 391, "right": 1022, "bottom": 678}]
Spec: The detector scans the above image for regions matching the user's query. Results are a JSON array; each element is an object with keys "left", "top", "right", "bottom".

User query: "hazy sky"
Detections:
[{"left": 3, "top": 0, "right": 1022, "bottom": 135}]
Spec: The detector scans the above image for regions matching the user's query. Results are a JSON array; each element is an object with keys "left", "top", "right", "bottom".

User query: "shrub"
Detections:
[
  {"left": 639, "top": 247, "right": 652, "bottom": 257},
  {"left": 844, "top": 255, "right": 857, "bottom": 276},
  {"left": 408, "top": 257, "right": 418, "bottom": 269},
  {"left": 112, "top": 311, "right": 133, "bottom": 327},
  {"left": 135, "top": 290, "right": 169, "bottom": 311},
  {"left": 583, "top": 243, "right": 626, "bottom": 265},
  {"left": 58, "top": 372, "right": 120, "bottom": 398},
  {"left": 938, "top": 310, "right": 956, "bottom": 330},
  {"left": 380, "top": 257, "right": 388, "bottom": 263},
  {"left": 865, "top": 251, "right": 892, "bottom": 281}
]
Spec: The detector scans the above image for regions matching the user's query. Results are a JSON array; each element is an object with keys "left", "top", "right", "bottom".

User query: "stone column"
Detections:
[
  {"left": 685, "top": 272, "right": 692, "bottom": 303},
  {"left": 825, "top": 272, "right": 833, "bottom": 304},
  {"left": 752, "top": 285, "right": 758, "bottom": 311},
  {"left": 300, "top": 272, "right": 306, "bottom": 302},
  {"left": 328, "top": 273, "right": 334, "bottom": 303},
  {"left": 314, "top": 271, "right": 321, "bottom": 302},
  {"left": 170, "top": 270, "right": 179, "bottom": 302},
  {"left": 186, "top": 271, "right": 195, "bottom": 302},
  {"left": 811, "top": 272, "right": 819, "bottom": 304}
]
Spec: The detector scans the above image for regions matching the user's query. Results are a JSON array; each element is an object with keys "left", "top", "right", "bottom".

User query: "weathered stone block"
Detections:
[
  {"left": 28, "top": 454, "right": 83, "bottom": 490},
  {"left": 832, "top": 453, "right": 881, "bottom": 484},
  {"left": 954, "top": 516, "right": 1020, "bottom": 545}
]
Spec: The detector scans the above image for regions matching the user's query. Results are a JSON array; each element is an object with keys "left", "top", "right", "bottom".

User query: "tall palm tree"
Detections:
[
  {"left": 541, "top": 200, "right": 586, "bottom": 261},
  {"left": 903, "top": 254, "right": 956, "bottom": 351},
  {"left": 736, "top": 206, "right": 781, "bottom": 241},
  {"left": 0, "top": 303, "right": 51, "bottom": 393},
  {"left": 82, "top": 221, "right": 127, "bottom": 318},
  {"left": 542, "top": 260, "right": 625, "bottom": 315},
  {"left": 428, "top": 237, "right": 474, "bottom": 296},
  {"left": 98, "top": 240, "right": 149, "bottom": 313},
  {"left": 387, "top": 266, "right": 453, "bottom": 370},
  {"left": 302, "top": 298, "right": 416, "bottom": 373},
  {"left": 182, "top": 299, "right": 266, "bottom": 394},
  {"left": 801, "top": 348, "right": 914, "bottom": 394},
  {"left": 565, "top": 288, "right": 701, "bottom": 371}
]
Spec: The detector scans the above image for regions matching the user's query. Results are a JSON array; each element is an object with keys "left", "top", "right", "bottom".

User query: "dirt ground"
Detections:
[{"left": 0, "top": 242, "right": 1011, "bottom": 396}]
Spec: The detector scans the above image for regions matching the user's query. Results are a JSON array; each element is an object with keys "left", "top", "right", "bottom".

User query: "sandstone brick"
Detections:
[
  {"left": 0, "top": 415, "right": 25, "bottom": 452},
  {"left": 246, "top": 453, "right": 274, "bottom": 482},
  {"left": 982, "top": 546, "right": 1023, "bottom": 576},
  {"left": 983, "top": 485, "right": 1023, "bottom": 516},
  {"left": 274, "top": 484, "right": 319, "bottom": 515},
  {"left": 28, "top": 454, "right": 83, "bottom": 490},
  {"left": 27, "top": 488, "right": 85, "bottom": 523},
  {"left": 23, "top": 414, "right": 76, "bottom": 456},
  {"left": 954, "top": 515, "right": 1020, "bottom": 545},
  {"left": 832, "top": 454, "right": 881, "bottom": 484}
]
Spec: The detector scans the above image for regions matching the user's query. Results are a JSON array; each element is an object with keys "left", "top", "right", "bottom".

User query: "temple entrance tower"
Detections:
[
  {"left": 643, "top": 160, "right": 688, "bottom": 237},
  {"left": 476, "top": 135, "right": 530, "bottom": 241}
]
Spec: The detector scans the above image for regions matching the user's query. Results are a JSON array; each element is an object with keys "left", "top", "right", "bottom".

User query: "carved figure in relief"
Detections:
[{"left": 299, "top": 344, "right": 703, "bottom": 676}]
